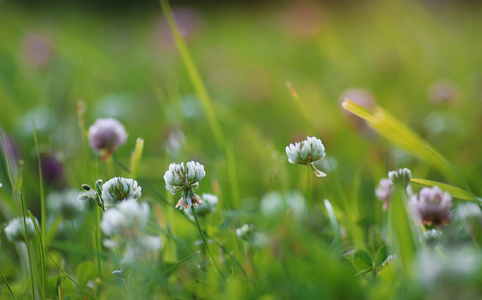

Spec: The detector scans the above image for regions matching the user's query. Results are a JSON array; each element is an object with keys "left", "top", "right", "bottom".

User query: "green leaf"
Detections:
[
  {"left": 61, "top": 279, "right": 78, "bottom": 297},
  {"left": 75, "top": 261, "right": 97, "bottom": 287},
  {"left": 352, "top": 249, "right": 373, "bottom": 272},
  {"left": 374, "top": 245, "right": 391, "bottom": 267}
]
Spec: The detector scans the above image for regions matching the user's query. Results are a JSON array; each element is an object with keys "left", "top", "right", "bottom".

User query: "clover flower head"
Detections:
[
  {"left": 100, "top": 199, "right": 149, "bottom": 237},
  {"left": 47, "top": 189, "right": 85, "bottom": 220},
  {"left": 375, "top": 178, "right": 394, "bottom": 210},
  {"left": 101, "top": 177, "right": 141, "bottom": 208},
  {"left": 88, "top": 118, "right": 127, "bottom": 159},
  {"left": 423, "top": 229, "right": 442, "bottom": 247},
  {"left": 410, "top": 186, "right": 452, "bottom": 227},
  {"left": 101, "top": 200, "right": 161, "bottom": 264},
  {"left": 388, "top": 168, "right": 412, "bottom": 188},
  {"left": 5, "top": 217, "right": 38, "bottom": 243},
  {"left": 285, "top": 136, "right": 326, "bottom": 177},
  {"left": 428, "top": 79, "right": 459, "bottom": 105},
  {"left": 121, "top": 235, "right": 162, "bottom": 265},
  {"left": 186, "top": 193, "right": 218, "bottom": 219},
  {"left": 163, "top": 161, "right": 205, "bottom": 210},
  {"left": 236, "top": 224, "right": 253, "bottom": 241}
]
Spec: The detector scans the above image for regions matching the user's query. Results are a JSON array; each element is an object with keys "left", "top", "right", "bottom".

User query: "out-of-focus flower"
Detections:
[
  {"left": 164, "top": 161, "right": 205, "bottom": 210},
  {"left": 285, "top": 136, "right": 326, "bottom": 177},
  {"left": 382, "top": 254, "right": 397, "bottom": 267},
  {"left": 388, "top": 168, "right": 412, "bottom": 188},
  {"left": 164, "top": 128, "right": 186, "bottom": 157},
  {"left": 40, "top": 153, "right": 65, "bottom": 186},
  {"left": 260, "top": 191, "right": 306, "bottom": 219},
  {"left": 375, "top": 178, "right": 394, "bottom": 210},
  {"left": 101, "top": 199, "right": 149, "bottom": 237},
  {"left": 101, "top": 177, "right": 141, "bottom": 208},
  {"left": 5, "top": 217, "right": 38, "bottom": 243},
  {"left": 339, "top": 88, "right": 376, "bottom": 128},
  {"left": 88, "top": 118, "right": 127, "bottom": 160},
  {"left": 280, "top": 0, "right": 325, "bottom": 40},
  {"left": 17, "top": 108, "right": 55, "bottom": 137},
  {"left": 424, "top": 112, "right": 464, "bottom": 137},
  {"left": 456, "top": 202, "right": 482, "bottom": 222},
  {"left": 153, "top": 6, "right": 203, "bottom": 51},
  {"left": 236, "top": 224, "right": 253, "bottom": 241},
  {"left": 122, "top": 235, "right": 162, "bottom": 265},
  {"left": 21, "top": 32, "right": 54, "bottom": 69},
  {"left": 428, "top": 79, "right": 460, "bottom": 105},
  {"left": 185, "top": 193, "right": 218, "bottom": 219},
  {"left": 0, "top": 129, "right": 21, "bottom": 166},
  {"left": 101, "top": 199, "right": 161, "bottom": 264},
  {"left": 410, "top": 186, "right": 452, "bottom": 227},
  {"left": 47, "top": 189, "right": 85, "bottom": 220},
  {"left": 423, "top": 229, "right": 442, "bottom": 247},
  {"left": 416, "top": 249, "right": 480, "bottom": 292}
]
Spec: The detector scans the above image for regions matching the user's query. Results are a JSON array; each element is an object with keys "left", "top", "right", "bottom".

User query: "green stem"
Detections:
[
  {"left": 111, "top": 235, "right": 134, "bottom": 299},
  {"left": 305, "top": 165, "right": 313, "bottom": 212},
  {"left": 0, "top": 267, "right": 17, "bottom": 300},
  {"left": 191, "top": 205, "right": 225, "bottom": 279}
]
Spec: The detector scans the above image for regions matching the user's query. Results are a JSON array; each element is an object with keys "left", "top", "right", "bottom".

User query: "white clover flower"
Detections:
[
  {"left": 185, "top": 193, "right": 218, "bottom": 219},
  {"left": 4, "top": 217, "right": 38, "bottom": 243},
  {"left": 88, "top": 118, "right": 127, "bottom": 159},
  {"left": 388, "top": 168, "right": 412, "bottom": 188},
  {"left": 47, "top": 189, "right": 85, "bottom": 220},
  {"left": 236, "top": 224, "right": 252, "bottom": 241},
  {"left": 121, "top": 235, "right": 162, "bottom": 265},
  {"left": 285, "top": 136, "right": 326, "bottom": 177},
  {"left": 101, "top": 199, "right": 161, "bottom": 264},
  {"left": 163, "top": 161, "right": 205, "bottom": 210},
  {"left": 101, "top": 199, "right": 149, "bottom": 237},
  {"left": 410, "top": 186, "right": 452, "bottom": 227},
  {"left": 101, "top": 177, "right": 141, "bottom": 208}
]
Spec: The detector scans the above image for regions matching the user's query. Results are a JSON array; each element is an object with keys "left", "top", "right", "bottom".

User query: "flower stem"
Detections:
[
  {"left": 191, "top": 205, "right": 225, "bottom": 279},
  {"left": 305, "top": 164, "right": 313, "bottom": 212}
]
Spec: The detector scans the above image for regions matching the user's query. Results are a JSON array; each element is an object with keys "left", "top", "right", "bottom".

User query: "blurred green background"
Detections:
[{"left": 0, "top": 0, "right": 482, "bottom": 298}]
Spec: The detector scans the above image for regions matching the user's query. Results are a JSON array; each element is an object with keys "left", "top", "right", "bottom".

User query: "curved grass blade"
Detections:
[
  {"left": 410, "top": 178, "right": 478, "bottom": 202},
  {"left": 342, "top": 100, "right": 470, "bottom": 191}
]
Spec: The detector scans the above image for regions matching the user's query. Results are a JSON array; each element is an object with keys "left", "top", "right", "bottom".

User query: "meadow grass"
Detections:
[{"left": 0, "top": 0, "right": 482, "bottom": 299}]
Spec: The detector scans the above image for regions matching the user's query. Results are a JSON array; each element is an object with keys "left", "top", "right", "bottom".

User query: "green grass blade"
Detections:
[
  {"left": 323, "top": 199, "right": 341, "bottom": 250},
  {"left": 129, "top": 138, "right": 144, "bottom": 180},
  {"left": 135, "top": 251, "right": 200, "bottom": 295},
  {"left": 44, "top": 249, "right": 96, "bottom": 300},
  {"left": 410, "top": 178, "right": 477, "bottom": 202},
  {"left": 226, "top": 141, "right": 240, "bottom": 209},
  {"left": 342, "top": 100, "right": 469, "bottom": 190},
  {"left": 31, "top": 119, "right": 46, "bottom": 247},
  {"left": 0, "top": 267, "right": 17, "bottom": 300},
  {"left": 28, "top": 211, "right": 45, "bottom": 300},
  {"left": 159, "top": 0, "right": 224, "bottom": 147},
  {"left": 286, "top": 83, "right": 319, "bottom": 136},
  {"left": 388, "top": 190, "right": 417, "bottom": 271}
]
